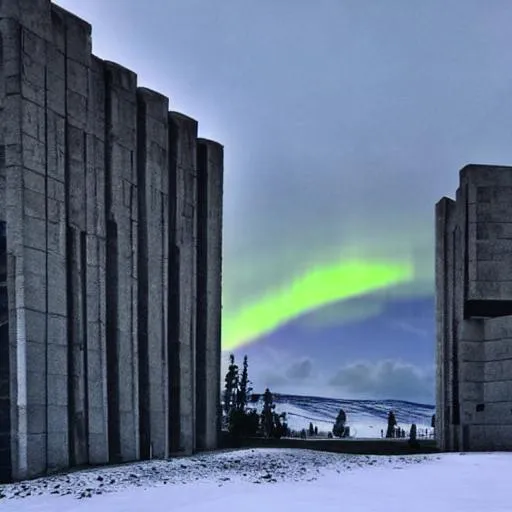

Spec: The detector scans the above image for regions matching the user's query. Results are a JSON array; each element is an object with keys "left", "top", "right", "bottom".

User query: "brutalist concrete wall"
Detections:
[
  {"left": 436, "top": 164, "right": 512, "bottom": 452},
  {"left": 0, "top": 0, "right": 224, "bottom": 483},
  {"left": 196, "top": 139, "right": 223, "bottom": 451}
]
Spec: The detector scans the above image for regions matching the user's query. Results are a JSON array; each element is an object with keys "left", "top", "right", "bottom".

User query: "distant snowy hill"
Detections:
[{"left": 249, "top": 393, "right": 435, "bottom": 438}]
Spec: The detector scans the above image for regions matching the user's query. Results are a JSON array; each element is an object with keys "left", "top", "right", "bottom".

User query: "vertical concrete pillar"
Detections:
[
  {"left": 57, "top": 6, "right": 92, "bottom": 468},
  {"left": 84, "top": 54, "right": 108, "bottom": 464},
  {"left": 435, "top": 198, "right": 450, "bottom": 452},
  {"left": 51, "top": 4, "right": 108, "bottom": 469},
  {"left": 44, "top": 5, "right": 70, "bottom": 474},
  {"left": 0, "top": 220, "right": 8, "bottom": 483},
  {"left": 104, "top": 62, "right": 139, "bottom": 463},
  {"left": 0, "top": 15, "right": 10, "bottom": 484},
  {"left": 136, "top": 88, "right": 169, "bottom": 459},
  {"left": 196, "top": 138, "right": 223, "bottom": 451},
  {"left": 435, "top": 196, "right": 459, "bottom": 451},
  {"left": 168, "top": 112, "right": 198, "bottom": 454},
  {"left": 0, "top": 0, "right": 54, "bottom": 480}
]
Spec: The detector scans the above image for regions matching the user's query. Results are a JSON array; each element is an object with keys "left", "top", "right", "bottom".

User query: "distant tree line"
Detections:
[{"left": 223, "top": 358, "right": 436, "bottom": 444}]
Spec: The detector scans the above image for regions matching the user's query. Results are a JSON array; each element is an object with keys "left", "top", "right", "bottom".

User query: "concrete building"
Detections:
[
  {"left": 0, "top": 0, "right": 224, "bottom": 483},
  {"left": 436, "top": 164, "right": 512, "bottom": 451}
]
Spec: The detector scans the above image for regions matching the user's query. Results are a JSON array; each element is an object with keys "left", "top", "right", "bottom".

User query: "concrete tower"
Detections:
[{"left": 436, "top": 164, "right": 512, "bottom": 451}]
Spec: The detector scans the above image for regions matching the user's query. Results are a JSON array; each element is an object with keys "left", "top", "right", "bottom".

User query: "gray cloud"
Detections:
[
  {"left": 261, "top": 357, "right": 314, "bottom": 390},
  {"left": 328, "top": 360, "right": 434, "bottom": 403},
  {"left": 236, "top": 347, "right": 433, "bottom": 404},
  {"left": 260, "top": 371, "right": 288, "bottom": 390},
  {"left": 285, "top": 359, "right": 313, "bottom": 381}
]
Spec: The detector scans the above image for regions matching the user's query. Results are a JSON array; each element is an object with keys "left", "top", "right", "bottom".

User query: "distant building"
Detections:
[
  {"left": 0, "top": 0, "right": 223, "bottom": 482},
  {"left": 436, "top": 164, "right": 512, "bottom": 451}
]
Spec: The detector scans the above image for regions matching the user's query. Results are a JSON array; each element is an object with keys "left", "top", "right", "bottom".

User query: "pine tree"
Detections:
[
  {"left": 226, "top": 355, "right": 259, "bottom": 438},
  {"left": 261, "top": 388, "right": 276, "bottom": 438},
  {"left": 223, "top": 354, "right": 239, "bottom": 416},
  {"left": 309, "top": 422, "right": 314, "bottom": 436},
  {"left": 332, "top": 409, "right": 347, "bottom": 438},
  {"left": 236, "top": 355, "right": 251, "bottom": 411},
  {"left": 386, "top": 411, "right": 397, "bottom": 438},
  {"left": 408, "top": 423, "right": 419, "bottom": 448}
]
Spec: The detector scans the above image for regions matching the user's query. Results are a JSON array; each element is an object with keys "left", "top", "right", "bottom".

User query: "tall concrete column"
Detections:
[
  {"left": 168, "top": 112, "right": 198, "bottom": 454},
  {"left": 0, "top": 0, "right": 54, "bottom": 480},
  {"left": 54, "top": 3, "right": 109, "bottom": 466},
  {"left": 0, "top": 13, "right": 10, "bottom": 484},
  {"left": 195, "top": 138, "right": 223, "bottom": 451},
  {"left": 104, "top": 61, "right": 139, "bottom": 463},
  {"left": 0, "top": 221, "right": 8, "bottom": 483},
  {"left": 84, "top": 54, "right": 109, "bottom": 465},
  {"left": 57, "top": 5, "right": 91, "bottom": 469},
  {"left": 136, "top": 88, "right": 169, "bottom": 459},
  {"left": 43, "top": 5, "right": 69, "bottom": 474},
  {"left": 435, "top": 197, "right": 456, "bottom": 451}
]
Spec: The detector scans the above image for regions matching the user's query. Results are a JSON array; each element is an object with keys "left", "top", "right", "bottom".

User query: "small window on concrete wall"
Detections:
[{"left": 476, "top": 404, "right": 485, "bottom": 412}]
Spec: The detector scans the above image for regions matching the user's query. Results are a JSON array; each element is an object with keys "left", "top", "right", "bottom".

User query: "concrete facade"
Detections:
[
  {"left": 436, "top": 164, "right": 512, "bottom": 451},
  {"left": 0, "top": 1, "right": 224, "bottom": 483}
]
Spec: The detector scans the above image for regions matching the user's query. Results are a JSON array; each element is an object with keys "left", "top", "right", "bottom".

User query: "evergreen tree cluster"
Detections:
[{"left": 223, "top": 354, "right": 289, "bottom": 439}]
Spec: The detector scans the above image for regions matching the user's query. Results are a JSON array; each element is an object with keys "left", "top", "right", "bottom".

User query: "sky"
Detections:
[{"left": 55, "top": 0, "right": 512, "bottom": 404}]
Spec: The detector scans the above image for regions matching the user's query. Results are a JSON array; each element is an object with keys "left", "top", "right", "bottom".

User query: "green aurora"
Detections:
[{"left": 222, "top": 258, "right": 416, "bottom": 351}]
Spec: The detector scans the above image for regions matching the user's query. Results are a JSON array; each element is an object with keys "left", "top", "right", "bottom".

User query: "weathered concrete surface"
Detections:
[
  {"left": 168, "top": 112, "right": 198, "bottom": 455},
  {"left": 0, "top": 0, "right": 224, "bottom": 482},
  {"left": 196, "top": 139, "right": 223, "bottom": 451},
  {"left": 436, "top": 164, "right": 512, "bottom": 451}
]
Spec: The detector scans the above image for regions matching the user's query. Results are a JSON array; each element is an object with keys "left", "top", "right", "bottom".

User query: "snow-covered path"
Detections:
[{"left": 0, "top": 449, "right": 508, "bottom": 512}]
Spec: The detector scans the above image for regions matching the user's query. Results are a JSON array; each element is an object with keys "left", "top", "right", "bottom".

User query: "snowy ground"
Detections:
[{"left": 0, "top": 448, "right": 509, "bottom": 511}]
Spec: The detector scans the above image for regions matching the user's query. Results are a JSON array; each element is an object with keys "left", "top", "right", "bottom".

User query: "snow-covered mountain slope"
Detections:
[{"left": 249, "top": 393, "right": 435, "bottom": 437}]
